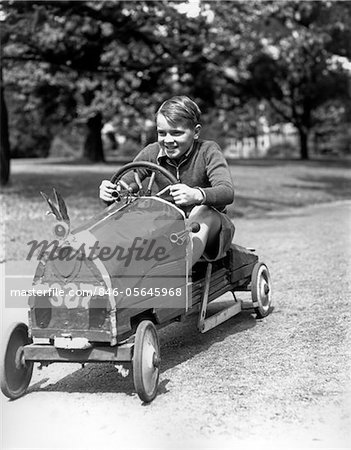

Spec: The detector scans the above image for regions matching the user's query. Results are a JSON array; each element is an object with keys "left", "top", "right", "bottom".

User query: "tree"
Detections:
[
  {"left": 243, "top": 1, "right": 351, "bottom": 159},
  {"left": 3, "top": 0, "right": 349, "bottom": 170},
  {"left": 1, "top": 0, "right": 211, "bottom": 170},
  {"left": 202, "top": 0, "right": 351, "bottom": 159},
  {"left": 0, "top": 18, "right": 11, "bottom": 185},
  {"left": 0, "top": 66, "right": 11, "bottom": 186}
]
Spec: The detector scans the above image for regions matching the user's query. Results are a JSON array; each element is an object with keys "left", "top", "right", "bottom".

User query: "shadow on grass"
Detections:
[
  {"left": 5, "top": 171, "right": 108, "bottom": 202},
  {"left": 4, "top": 157, "right": 351, "bottom": 222},
  {"left": 228, "top": 196, "right": 298, "bottom": 218},
  {"left": 14, "top": 156, "right": 351, "bottom": 169},
  {"left": 27, "top": 309, "right": 256, "bottom": 397},
  {"left": 6, "top": 171, "right": 351, "bottom": 223},
  {"left": 229, "top": 174, "right": 351, "bottom": 219},
  {"left": 293, "top": 174, "right": 351, "bottom": 200},
  {"left": 227, "top": 157, "right": 351, "bottom": 169},
  {"left": 41, "top": 157, "right": 132, "bottom": 166}
]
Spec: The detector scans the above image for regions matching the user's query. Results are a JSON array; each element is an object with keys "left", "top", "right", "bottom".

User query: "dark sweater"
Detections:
[{"left": 121, "top": 140, "right": 234, "bottom": 211}]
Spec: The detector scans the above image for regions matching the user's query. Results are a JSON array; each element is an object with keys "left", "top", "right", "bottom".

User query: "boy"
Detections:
[{"left": 99, "top": 95, "right": 235, "bottom": 266}]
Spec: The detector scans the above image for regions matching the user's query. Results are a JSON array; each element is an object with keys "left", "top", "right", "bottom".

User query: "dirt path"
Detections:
[{"left": 2, "top": 201, "right": 351, "bottom": 449}]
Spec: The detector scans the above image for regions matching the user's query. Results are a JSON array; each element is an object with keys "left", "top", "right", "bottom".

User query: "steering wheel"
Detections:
[{"left": 110, "top": 161, "right": 178, "bottom": 200}]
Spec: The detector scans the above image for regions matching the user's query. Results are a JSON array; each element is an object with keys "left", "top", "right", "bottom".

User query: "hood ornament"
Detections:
[{"left": 40, "top": 188, "right": 70, "bottom": 240}]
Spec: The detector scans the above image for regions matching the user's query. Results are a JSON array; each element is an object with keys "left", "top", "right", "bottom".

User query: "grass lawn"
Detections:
[{"left": 1, "top": 157, "right": 351, "bottom": 261}]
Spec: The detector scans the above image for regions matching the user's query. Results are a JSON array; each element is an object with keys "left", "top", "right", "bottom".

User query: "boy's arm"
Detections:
[{"left": 200, "top": 143, "right": 234, "bottom": 207}]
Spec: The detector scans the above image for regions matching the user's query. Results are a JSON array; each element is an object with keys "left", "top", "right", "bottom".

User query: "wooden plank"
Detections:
[
  {"left": 229, "top": 244, "right": 258, "bottom": 270},
  {"left": 192, "top": 268, "right": 227, "bottom": 292},
  {"left": 207, "top": 285, "right": 234, "bottom": 303},
  {"left": 192, "top": 282, "right": 232, "bottom": 306},
  {"left": 31, "top": 328, "right": 111, "bottom": 342},
  {"left": 200, "top": 301, "right": 242, "bottom": 333},
  {"left": 23, "top": 343, "right": 134, "bottom": 363},
  {"left": 192, "top": 276, "right": 229, "bottom": 297},
  {"left": 192, "top": 271, "right": 230, "bottom": 300},
  {"left": 230, "top": 264, "right": 255, "bottom": 284},
  {"left": 197, "top": 263, "right": 212, "bottom": 331},
  {"left": 241, "top": 301, "right": 254, "bottom": 310}
]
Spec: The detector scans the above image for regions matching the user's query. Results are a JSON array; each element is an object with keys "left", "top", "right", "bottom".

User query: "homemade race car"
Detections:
[{"left": 1, "top": 162, "right": 272, "bottom": 402}]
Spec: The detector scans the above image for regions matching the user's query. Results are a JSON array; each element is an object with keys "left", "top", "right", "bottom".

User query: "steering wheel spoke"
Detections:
[
  {"left": 111, "top": 162, "right": 177, "bottom": 200},
  {"left": 155, "top": 185, "right": 171, "bottom": 197},
  {"left": 145, "top": 172, "right": 156, "bottom": 196},
  {"left": 118, "top": 179, "right": 131, "bottom": 191},
  {"left": 133, "top": 171, "right": 143, "bottom": 191}
]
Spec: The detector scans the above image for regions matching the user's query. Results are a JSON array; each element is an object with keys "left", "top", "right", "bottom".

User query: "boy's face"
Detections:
[{"left": 156, "top": 113, "right": 201, "bottom": 160}]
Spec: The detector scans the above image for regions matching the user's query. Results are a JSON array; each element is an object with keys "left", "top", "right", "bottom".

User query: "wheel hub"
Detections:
[
  {"left": 15, "top": 346, "right": 26, "bottom": 370},
  {"left": 259, "top": 278, "right": 270, "bottom": 307},
  {"left": 152, "top": 352, "right": 160, "bottom": 368}
]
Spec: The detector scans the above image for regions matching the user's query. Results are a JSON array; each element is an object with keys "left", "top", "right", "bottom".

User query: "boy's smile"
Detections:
[{"left": 156, "top": 113, "right": 201, "bottom": 160}]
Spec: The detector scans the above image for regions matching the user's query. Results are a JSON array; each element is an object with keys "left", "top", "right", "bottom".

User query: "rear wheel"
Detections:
[
  {"left": 0, "top": 322, "right": 33, "bottom": 399},
  {"left": 133, "top": 320, "right": 160, "bottom": 403},
  {"left": 251, "top": 262, "right": 272, "bottom": 318}
]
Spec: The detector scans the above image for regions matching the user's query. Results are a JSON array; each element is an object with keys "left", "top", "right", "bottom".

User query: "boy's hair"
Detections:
[{"left": 156, "top": 96, "right": 201, "bottom": 128}]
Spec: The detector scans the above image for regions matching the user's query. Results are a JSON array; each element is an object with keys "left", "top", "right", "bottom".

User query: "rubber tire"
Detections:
[
  {"left": 0, "top": 322, "right": 33, "bottom": 399},
  {"left": 251, "top": 262, "right": 272, "bottom": 318},
  {"left": 133, "top": 320, "right": 160, "bottom": 403}
]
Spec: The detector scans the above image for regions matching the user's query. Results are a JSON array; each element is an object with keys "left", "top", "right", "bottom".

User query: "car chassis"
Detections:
[{"left": 1, "top": 162, "right": 272, "bottom": 402}]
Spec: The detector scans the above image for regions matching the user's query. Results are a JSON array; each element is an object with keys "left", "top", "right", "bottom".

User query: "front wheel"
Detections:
[
  {"left": 133, "top": 320, "right": 160, "bottom": 403},
  {"left": 0, "top": 322, "right": 33, "bottom": 399},
  {"left": 251, "top": 262, "right": 272, "bottom": 318}
]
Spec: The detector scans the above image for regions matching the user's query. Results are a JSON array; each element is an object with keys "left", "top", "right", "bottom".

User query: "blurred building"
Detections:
[{"left": 224, "top": 123, "right": 299, "bottom": 159}]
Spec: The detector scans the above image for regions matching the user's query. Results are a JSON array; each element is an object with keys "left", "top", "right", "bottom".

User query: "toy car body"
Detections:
[{"left": 1, "top": 162, "right": 272, "bottom": 402}]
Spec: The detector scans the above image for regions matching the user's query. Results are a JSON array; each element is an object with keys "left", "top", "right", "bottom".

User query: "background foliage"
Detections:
[{"left": 1, "top": 0, "right": 350, "bottom": 184}]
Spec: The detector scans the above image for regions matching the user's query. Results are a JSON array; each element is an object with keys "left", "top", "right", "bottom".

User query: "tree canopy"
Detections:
[
  {"left": 199, "top": 0, "right": 351, "bottom": 158},
  {"left": 2, "top": 1, "right": 209, "bottom": 163},
  {"left": 1, "top": 0, "right": 350, "bottom": 184}
]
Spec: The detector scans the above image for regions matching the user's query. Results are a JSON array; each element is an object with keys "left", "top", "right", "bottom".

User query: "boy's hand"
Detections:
[
  {"left": 169, "top": 184, "right": 204, "bottom": 206},
  {"left": 99, "top": 180, "right": 120, "bottom": 202}
]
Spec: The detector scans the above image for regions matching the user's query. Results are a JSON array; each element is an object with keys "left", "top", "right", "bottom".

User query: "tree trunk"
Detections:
[
  {"left": 83, "top": 112, "right": 104, "bottom": 162},
  {"left": 298, "top": 128, "right": 309, "bottom": 160},
  {"left": 0, "top": 80, "right": 11, "bottom": 186}
]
